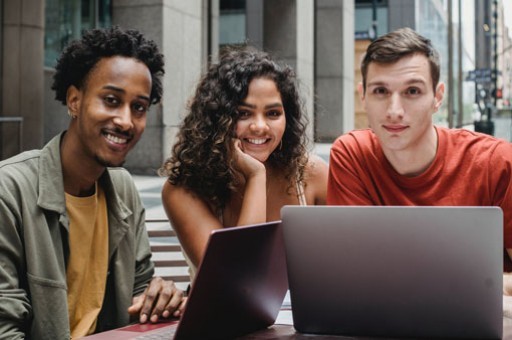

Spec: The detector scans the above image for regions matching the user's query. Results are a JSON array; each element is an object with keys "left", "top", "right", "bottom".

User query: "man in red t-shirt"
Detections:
[{"left": 327, "top": 28, "right": 512, "bottom": 288}]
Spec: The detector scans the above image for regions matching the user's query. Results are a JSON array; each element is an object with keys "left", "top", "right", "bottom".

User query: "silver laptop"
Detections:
[
  {"left": 85, "top": 220, "right": 288, "bottom": 340},
  {"left": 281, "top": 206, "right": 503, "bottom": 339}
]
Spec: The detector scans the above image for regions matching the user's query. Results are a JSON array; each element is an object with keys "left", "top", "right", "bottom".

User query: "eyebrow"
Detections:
[
  {"left": 103, "top": 85, "right": 151, "bottom": 102},
  {"left": 367, "top": 78, "right": 427, "bottom": 88},
  {"left": 238, "top": 102, "right": 284, "bottom": 109}
]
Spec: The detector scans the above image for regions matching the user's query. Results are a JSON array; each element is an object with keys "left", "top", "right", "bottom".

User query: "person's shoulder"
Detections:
[
  {"left": 335, "top": 128, "right": 373, "bottom": 141},
  {"left": 0, "top": 150, "right": 41, "bottom": 188},
  {"left": 438, "top": 127, "right": 512, "bottom": 167},
  {"left": 0, "top": 149, "right": 41, "bottom": 170},
  {"left": 162, "top": 177, "right": 199, "bottom": 203},
  {"left": 331, "top": 129, "right": 378, "bottom": 156},
  {"left": 305, "top": 154, "right": 328, "bottom": 177},
  {"left": 439, "top": 125, "right": 496, "bottom": 141},
  {"left": 333, "top": 128, "right": 375, "bottom": 146},
  {"left": 439, "top": 126, "right": 511, "bottom": 152},
  {"left": 162, "top": 179, "right": 181, "bottom": 205},
  {"left": 105, "top": 167, "right": 139, "bottom": 195}
]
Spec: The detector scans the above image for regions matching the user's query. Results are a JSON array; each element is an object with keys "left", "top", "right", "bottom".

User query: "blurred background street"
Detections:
[{"left": 2, "top": 0, "right": 512, "bottom": 172}]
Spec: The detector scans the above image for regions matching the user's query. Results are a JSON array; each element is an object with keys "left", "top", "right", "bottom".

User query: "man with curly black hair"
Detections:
[{"left": 0, "top": 26, "right": 184, "bottom": 339}]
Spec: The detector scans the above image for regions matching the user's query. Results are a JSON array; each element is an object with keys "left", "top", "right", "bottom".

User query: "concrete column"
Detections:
[
  {"left": 1, "top": 0, "right": 44, "bottom": 157},
  {"left": 261, "top": 0, "right": 314, "bottom": 145},
  {"left": 209, "top": 0, "right": 219, "bottom": 63},
  {"left": 315, "top": 0, "right": 354, "bottom": 142},
  {"left": 246, "top": 0, "right": 263, "bottom": 49},
  {"left": 113, "top": 0, "right": 207, "bottom": 174},
  {"left": 296, "top": 0, "right": 315, "bottom": 144},
  {"left": 388, "top": 0, "right": 416, "bottom": 31},
  {"left": 263, "top": 0, "right": 297, "bottom": 69}
]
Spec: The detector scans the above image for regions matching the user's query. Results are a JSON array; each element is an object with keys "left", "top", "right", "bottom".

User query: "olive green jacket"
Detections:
[{"left": 0, "top": 133, "right": 154, "bottom": 339}]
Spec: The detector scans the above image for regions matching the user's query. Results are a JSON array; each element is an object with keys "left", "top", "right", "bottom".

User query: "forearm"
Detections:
[{"left": 236, "top": 172, "right": 267, "bottom": 226}]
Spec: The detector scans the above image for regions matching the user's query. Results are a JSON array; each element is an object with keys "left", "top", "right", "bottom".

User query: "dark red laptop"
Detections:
[{"left": 85, "top": 220, "right": 288, "bottom": 339}]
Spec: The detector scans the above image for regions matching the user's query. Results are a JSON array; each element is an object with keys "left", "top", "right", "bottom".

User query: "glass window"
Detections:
[
  {"left": 355, "top": 0, "right": 388, "bottom": 40},
  {"left": 460, "top": 2, "right": 476, "bottom": 126},
  {"left": 219, "top": 0, "right": 246, "bottom": 46},
  {"left": 44, "top": 0, "right": 112, "bottom": 67},
  {"left": 417, "top": 0, "right": 449, "bottom": 125}
]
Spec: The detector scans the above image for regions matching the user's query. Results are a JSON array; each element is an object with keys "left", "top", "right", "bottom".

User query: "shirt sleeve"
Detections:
[
  {"left": 0, "top": 194, "right": 32, "bottom": 338},
  {"left": 132, "top": 196, "right": 155, "bottom": 297}
]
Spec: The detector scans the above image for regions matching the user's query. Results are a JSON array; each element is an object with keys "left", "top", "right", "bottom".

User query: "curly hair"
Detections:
[
  {"left": 52, "top": 26, "right": 164, "bottom": 105},
  {"left": 159, "top": 46, "right": 309, "bottom": 212}
]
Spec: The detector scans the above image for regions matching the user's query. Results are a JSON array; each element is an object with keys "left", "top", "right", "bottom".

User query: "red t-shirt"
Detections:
[{"left": 327, "top": 126, "right": 512, "bottom": 270}]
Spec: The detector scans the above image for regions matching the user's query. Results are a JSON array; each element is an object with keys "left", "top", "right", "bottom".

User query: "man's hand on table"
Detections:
[{"left": 128, "top": 276, "right": 187, "bottom": 323}]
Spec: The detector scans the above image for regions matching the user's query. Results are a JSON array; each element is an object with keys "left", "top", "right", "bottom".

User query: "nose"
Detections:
[
  {"left": 249, "top": 115, "right": 269, "bottom": 133},
  {"left": 386, "top": 94, "right": 404, "bottom": 120},
  {"left": 112, "top": 106, "right": 134, "bottom": 131}
]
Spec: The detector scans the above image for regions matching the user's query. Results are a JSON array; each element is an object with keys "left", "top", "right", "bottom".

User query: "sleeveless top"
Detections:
[{"left": 183, "top": 180, "right": 307, "bottom": 283}]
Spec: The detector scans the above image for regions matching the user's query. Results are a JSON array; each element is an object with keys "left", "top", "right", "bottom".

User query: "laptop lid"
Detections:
[
  {"left": 174, "top": 220, "right": 288, "bottom": 339},
  {"left": 281, "top": 206, "right": 503, "bottom": 339},
  {"left": 84, "top": 220, "right": 288, "bottom": 340}
]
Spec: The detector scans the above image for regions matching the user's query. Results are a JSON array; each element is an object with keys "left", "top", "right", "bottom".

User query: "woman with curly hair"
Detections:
[{"left": 159, "top": 47, "right": 327, "bottom": 279}]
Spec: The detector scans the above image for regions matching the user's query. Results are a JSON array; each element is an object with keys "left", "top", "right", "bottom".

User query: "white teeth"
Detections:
[
  {"left": 247, "top": 138, "right": 267, "bottom": 145},
  {"left": 106, "top": 133, "right": 128, "bottom": 144}
]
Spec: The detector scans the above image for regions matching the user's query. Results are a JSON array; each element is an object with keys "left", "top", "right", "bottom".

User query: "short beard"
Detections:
[{"left": 95, "top": 155, "right": 125, "bottom": 168}]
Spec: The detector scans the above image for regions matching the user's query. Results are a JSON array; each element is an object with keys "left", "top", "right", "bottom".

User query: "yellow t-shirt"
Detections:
[{"left": 65, "top": 183, "right": 109, "bottom": 338}]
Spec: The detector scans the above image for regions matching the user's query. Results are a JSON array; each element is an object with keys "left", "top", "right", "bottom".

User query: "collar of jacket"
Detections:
[{"left": 35, "top": 131, "right": 133, "bottom": 232}]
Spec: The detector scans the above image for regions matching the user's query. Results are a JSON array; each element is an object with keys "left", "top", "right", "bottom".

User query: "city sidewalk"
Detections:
[{"left": 132, "top": 175, "right": 167, "bottom": 219}]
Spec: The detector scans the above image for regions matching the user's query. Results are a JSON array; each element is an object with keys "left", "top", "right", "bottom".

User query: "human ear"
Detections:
[
  {"left": 357, "top": 82, "right": 366, "bottom": 108},
  {"left": 433, "top": 82, "right": 445, "bottom": 112},
  {"left": 66, "top": 86, "right": 81, "bottom": 117}
]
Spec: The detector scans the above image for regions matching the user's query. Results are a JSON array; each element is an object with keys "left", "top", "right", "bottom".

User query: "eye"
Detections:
[
  {"left": 372, "top": 87, "right": 388, "bottom": 95},
  {"left": 267, "top": 110, "right": 283, "bottom": 118},
  {"left": 104, "top": 95, "right": 120, "bottom": 106},
  {"left": 405, "top": 87, "right": 421, "bottom": 96},
  {"left": 132, "top": 102, "right": 149, "bottom": 116},
  {"left": 237, "top": 110, "right": 251, "bottom": 119}
]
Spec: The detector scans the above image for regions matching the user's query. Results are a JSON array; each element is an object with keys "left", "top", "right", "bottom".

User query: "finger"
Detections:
[
  {"left": 127, "top": 294, "right": 145, "bottom": 315},
  {"left": 161, "top": 287, "right": 185, "bottom": 319},
  {"left": 151, "top": 281, "right": 183, "bottom": 322},
  {"left": 173, "top": 297, "right": 188, "bottom": 317},
  {"left": 140, "top": 278, "right": 163, "bottom": 323},
  {"left": 233, "top": 138, "right": 244, "bottom": 152}
]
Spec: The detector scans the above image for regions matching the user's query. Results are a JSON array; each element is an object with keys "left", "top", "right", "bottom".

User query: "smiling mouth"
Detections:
[
  {"left": 103, "top": 131, "right": 131, "bottom": 145},
  {"left": 246, "top": 138, "right": 269, "bottom": 145}
]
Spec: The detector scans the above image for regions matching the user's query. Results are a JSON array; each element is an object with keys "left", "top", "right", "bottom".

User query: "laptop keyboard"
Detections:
[{"left": 135, "top": 327, "right": 176, "bottom": 339}]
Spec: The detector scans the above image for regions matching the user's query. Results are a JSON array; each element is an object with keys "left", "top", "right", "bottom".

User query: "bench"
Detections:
[{"left": 145, "top": 218, "right": 190, "bottom": 291}]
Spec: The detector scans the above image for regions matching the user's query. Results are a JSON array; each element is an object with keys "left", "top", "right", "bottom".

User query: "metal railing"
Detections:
[{"left": 0, "top": 116, "right": 23, "bottom": 155}]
